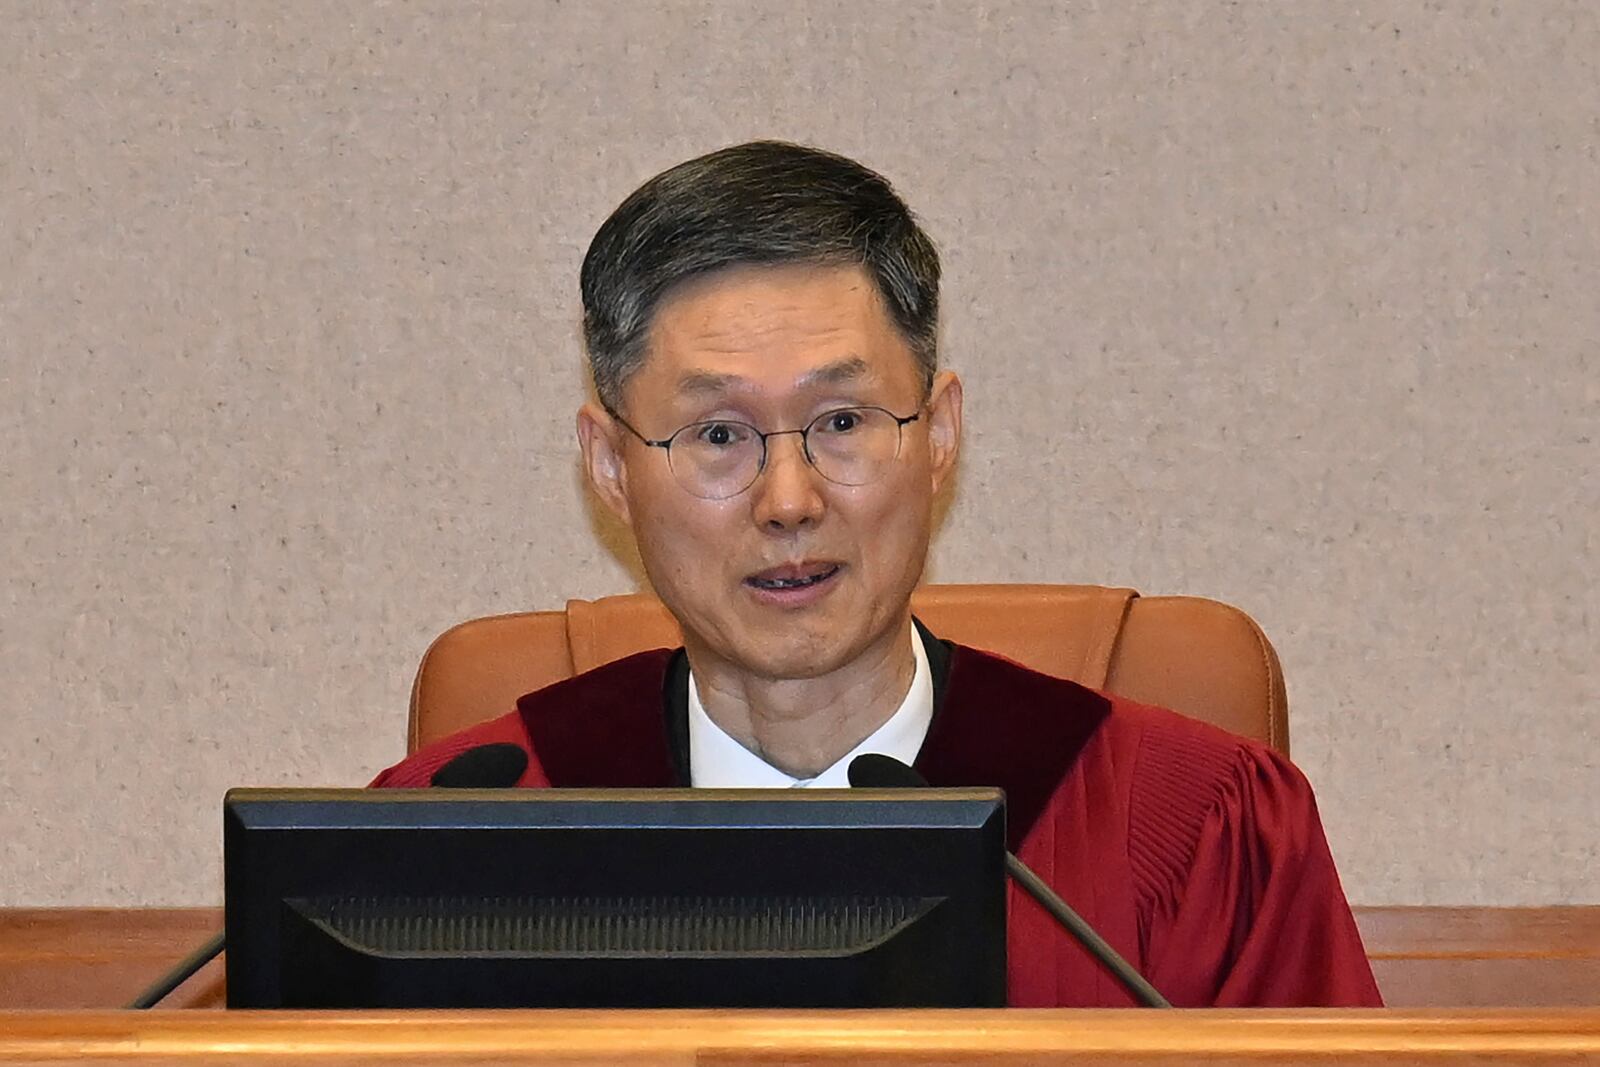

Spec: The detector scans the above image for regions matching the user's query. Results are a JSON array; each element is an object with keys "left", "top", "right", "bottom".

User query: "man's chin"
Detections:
[
  {"left": 670, "top": 578, "right": 909, "bottom": 682},
  {"left": 720, "top": 612, "right": 898, "bottom": 683},
  {"left": 734, "top": 643, "right": 860, "bottom": 683}
]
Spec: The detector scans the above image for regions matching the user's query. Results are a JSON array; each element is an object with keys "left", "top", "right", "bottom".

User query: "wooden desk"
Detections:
[
  {"left": 2, "top": 909, "right": 1597, "bottom": 1064},
  {"left": 1360, "top": 907, "right": 1600, "bottom": 1009},
  {"left": 1, "top": 1008, "right": 1598, "bottom": 1065},
  {"left": 3, "top": 907, "right": 1596, "bottom": 1011}
]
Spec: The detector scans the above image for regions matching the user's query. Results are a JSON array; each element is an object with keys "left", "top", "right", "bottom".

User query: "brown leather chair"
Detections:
[{"left": 408, "top": 584, "right": 1289, "bottom": 756}]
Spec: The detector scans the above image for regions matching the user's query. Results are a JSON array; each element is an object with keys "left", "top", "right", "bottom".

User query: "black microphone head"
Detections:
[
  {"left": 847, "top": 753, "right": 929, "bottom": 789},
  {"left": 429, "top": 743, "right": 530, "bottom": 788}
]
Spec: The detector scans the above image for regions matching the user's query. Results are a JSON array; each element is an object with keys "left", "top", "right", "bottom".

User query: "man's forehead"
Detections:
[
  {"left": 634, "top": 264, "right": 913, "bottom": 392},
  {"left": 671, "top": 357, "right": 873, "bottom": 398}
]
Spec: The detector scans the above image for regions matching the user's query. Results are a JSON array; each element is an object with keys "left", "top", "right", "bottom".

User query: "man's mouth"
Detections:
[{"left": 745, "top": 563, "right": 842, "bottom": 591}]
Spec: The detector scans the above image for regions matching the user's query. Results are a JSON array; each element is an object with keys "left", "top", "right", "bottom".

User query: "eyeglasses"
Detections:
[{"left": 609, "top": 405, "right": 922, "bottom": 500}]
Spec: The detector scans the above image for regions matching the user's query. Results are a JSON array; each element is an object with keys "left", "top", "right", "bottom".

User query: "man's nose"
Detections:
[{"left": 750, "top": 432, "right": 826, "bottom": 531}]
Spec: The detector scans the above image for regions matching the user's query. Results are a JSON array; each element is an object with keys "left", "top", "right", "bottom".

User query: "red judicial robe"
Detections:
[{"left": 373, "top": 630, "right": 1382, "bottom": 1007}]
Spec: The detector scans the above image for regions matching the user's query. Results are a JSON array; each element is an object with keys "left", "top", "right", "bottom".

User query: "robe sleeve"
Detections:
[{"left": 1141, "top": 744, "right": 1383, "bottom": 1007}]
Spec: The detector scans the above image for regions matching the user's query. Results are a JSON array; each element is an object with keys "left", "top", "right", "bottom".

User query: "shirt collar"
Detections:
[{"left": 687, "top": 626, "right": 934, "bottom": 788}]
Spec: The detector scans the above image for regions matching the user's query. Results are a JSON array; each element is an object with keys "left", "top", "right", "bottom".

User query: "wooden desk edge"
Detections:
[{"left": 1, "top": 1009, "right": 1598, "bottom": 1060}]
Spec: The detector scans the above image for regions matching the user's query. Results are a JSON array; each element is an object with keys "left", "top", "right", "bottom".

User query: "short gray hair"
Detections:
[{"left": 580, "top": 141, "right": 941, "bottom": 412}]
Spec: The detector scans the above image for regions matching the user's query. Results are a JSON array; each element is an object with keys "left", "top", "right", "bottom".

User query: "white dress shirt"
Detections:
[{"left": 688, "top": 628, "right": 934, "bottom": 788}]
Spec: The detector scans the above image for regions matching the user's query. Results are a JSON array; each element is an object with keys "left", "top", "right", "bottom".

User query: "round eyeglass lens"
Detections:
[
  {"left": 805, "top": 407, "right": 902, "bottom": 486},
  {"left": 668, "top": 420, "right": 764, "bottom": 499}
]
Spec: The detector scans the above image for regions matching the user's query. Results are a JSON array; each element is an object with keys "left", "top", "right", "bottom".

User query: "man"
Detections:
[{"left": 374, "top": 141, "right": 1381, "bottom": 1008}]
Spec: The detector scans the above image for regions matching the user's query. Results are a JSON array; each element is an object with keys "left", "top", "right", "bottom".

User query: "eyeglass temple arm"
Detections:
[{"left": 603, "top": 407, "right": 674, "bottom": 449}]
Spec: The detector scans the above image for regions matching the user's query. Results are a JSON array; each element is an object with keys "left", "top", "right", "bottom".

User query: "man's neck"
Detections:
[{"left": 685, "top": 619, "right": 919, "bottom": 779}]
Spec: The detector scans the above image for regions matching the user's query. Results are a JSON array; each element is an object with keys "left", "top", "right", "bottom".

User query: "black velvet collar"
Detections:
[
  {"left": 519, "top": 621, "right": 1110, "bottom": 851},
  {"left": 913, "top": 638, "right": 1111, "bottom": 851},
  {"left": 516, "top": 648, "right": 680, "bottom": 789}
]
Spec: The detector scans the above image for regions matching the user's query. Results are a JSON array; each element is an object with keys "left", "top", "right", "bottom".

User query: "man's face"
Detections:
[{"left": 578, "top": 262, "right": 962, "bottom": 683}]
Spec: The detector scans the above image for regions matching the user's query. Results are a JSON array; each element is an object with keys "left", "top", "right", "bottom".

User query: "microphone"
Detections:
[
  {"left": 131, "top": 743, "right": 531, "bottom": 1009},
  {"left": 848, "top": 753, "right": 1170, "bottom": 1008},
  {"left": 429, "top": 742, "right": 530, "bottom": 787}
]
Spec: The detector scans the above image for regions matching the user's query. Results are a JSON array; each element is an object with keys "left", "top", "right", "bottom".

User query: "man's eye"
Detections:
[
  {"left": 820, "top": 410, "right": 863, "bottom": 434},
  {"left": 694, "top": 422, "right": 747, "bottom": 447}
]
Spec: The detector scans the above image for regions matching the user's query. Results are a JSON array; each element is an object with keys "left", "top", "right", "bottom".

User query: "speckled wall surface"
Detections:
[{"left": 1, "top": 2, "right": 1594, "bottom": 906}]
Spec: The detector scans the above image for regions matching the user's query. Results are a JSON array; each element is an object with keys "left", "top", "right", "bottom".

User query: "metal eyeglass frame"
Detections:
[{"left": 605, "top": 404, "right": 922, "bottom": 499}]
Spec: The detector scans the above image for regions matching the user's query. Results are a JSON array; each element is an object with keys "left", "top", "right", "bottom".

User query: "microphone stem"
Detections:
[
  {"left": 1005, "top": 853, "right": 1170, "bottom": 1008},
  {"left": 127, "top": 930, "right": 225, "bottom": 1009}
]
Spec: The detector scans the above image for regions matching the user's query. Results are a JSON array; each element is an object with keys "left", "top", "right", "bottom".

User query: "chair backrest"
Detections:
[{"left": 408, "top": 584, "right": 1289, "bottom": 756}]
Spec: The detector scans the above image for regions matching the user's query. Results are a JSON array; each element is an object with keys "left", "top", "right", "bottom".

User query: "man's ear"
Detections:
[
  {"left": 576, "top": 402, "right": 633, "bottom": 525},
  {"left": 924, "top": 370, "right": 963, "bottom": 495}
]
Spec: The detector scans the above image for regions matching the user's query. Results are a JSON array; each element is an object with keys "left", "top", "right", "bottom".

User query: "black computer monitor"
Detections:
[{"left": 223, "top": 787, "right": 1007, "bottom": 1008}]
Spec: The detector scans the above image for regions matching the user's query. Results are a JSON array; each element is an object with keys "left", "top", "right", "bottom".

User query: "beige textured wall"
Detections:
[{"left": 1, "top": 2, "right": 1595, "bottom": 907}]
